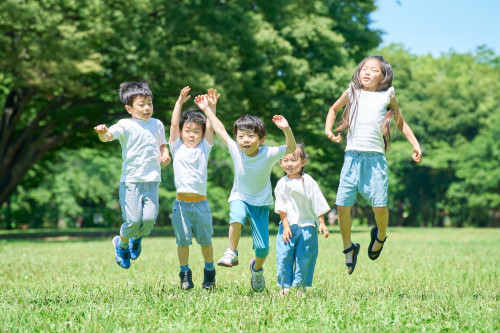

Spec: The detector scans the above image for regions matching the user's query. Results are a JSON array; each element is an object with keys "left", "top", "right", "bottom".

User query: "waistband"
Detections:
[
  {"left": 176, "top": 195, "right": 207, "bottom": 202},
  {"left": 345, "top": 150, "right": 384, "bottom": 157}
]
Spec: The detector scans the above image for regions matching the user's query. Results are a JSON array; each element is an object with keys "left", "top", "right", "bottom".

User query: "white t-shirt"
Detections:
[
  {"left": 227, "top": 138, "right": 287, "bottom": 206},
  {"left": 108, "top": 118, "right": 167, "bottom": 182},
  {"left": 169, "top": 136, "right": 212, "bottom": 195},
  {"left": 345, "top": 87, "right": 395, "bottom": 153},
  {"left": 274, "top": 173, "right": 330, "bottom": 228}
]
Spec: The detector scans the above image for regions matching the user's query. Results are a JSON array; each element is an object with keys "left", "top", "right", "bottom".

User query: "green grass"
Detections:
[{"left": 1, "top": 228, "right": 499, "bottom": 332}]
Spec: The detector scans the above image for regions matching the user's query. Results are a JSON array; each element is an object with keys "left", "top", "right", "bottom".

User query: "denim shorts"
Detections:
[
  {"left": 229, "top": 200, "right": 270, "bottom": 258},
  {"left": 335, "top": 151, "right": 388, "bottom": 207},
  {"left": 171, "top": 199, "right": 213, "bottom": 247}
]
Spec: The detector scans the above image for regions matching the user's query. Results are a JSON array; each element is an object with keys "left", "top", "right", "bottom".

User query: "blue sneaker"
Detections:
[
  {"left": 129, "top": 237, "right": 142, "bottom": 260},
  {"left": 113, "top": 236, "right": 130, "bottom": 269}
]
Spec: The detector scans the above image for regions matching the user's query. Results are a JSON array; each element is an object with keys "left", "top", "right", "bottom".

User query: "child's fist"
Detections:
[{"left": 94, "top": 124, "right": 108, "bottom": 134}]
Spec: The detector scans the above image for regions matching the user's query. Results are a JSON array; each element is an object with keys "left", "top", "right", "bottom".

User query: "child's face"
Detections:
[
  {"left": 126, "top": 96, "right": 153, "bottom": 120},
  {"left": 236, "top": 129, "right": 265, "bottom": 157},
  {"left": 359, "top": 59, "right": 383, "bottom": 91},
  {"left": 280, "top": 152, "right": 306, "bottom": 179},
  {"left": 180, "top": 122, "right": 203, "bottom": 148}
]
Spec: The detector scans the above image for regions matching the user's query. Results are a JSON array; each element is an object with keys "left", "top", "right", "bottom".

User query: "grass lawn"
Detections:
[{"left": 1, "top": 227, "right": 499, "bottom": 332}]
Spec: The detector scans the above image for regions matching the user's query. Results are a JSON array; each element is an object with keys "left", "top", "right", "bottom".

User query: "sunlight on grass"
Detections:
[{"left": 1, "top": 228, "right": 499, "bottom": 332}]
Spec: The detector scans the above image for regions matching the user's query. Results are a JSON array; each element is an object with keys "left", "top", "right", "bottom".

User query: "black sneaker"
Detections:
[
  {"left": 179, "top": 269, "right": 194, "bottom": 290},
  {"left": 202, "top": 268, "right": 216, "bottom": 290}
]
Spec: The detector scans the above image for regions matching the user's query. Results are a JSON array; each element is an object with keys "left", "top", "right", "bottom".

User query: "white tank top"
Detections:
[{"left": 345, "top": 87, "right": 394, "bottom": 154}]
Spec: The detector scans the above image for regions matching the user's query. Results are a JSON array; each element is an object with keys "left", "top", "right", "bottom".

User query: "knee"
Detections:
[
  {"left": 255, "top": 246, "right": 269, "bottom": 258},
  {"left": 372, "top": 206, "right": 388, "bottom": 216},
  {"left": 337, "top": 206, "right": 351, "bottom": 216}
]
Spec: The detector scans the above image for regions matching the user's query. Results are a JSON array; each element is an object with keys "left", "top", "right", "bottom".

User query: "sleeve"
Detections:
[
  {"left": 169, "top": 136, "right": 182, "bottom": 157},
  {"left": 158, "top": 120, "right": 168, "bottom": 146},
  {"left": 266, "top": 145, "right": 287, "bottom": 165},
  {"left": 202, "top": 137, "right": 213, "bottom": 155},
  {"left": 274, "top": 179, "right": 287, "bottom": 214},
  {"left": 309, "top": 177, "right": 330, "bottom": 217},
  {"left": 108, "top": 120, "right": 125, "bottom": 141},
  {"left": 227, "top": 138, "right": 239, "bottom": 157}
]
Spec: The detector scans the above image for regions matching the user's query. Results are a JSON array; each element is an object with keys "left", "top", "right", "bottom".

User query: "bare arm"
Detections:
[
  {"left": 278, "top": 210, "right": 292, "bottom": 243},
  {"left": 272, "top": 115, "right": 296, "bottom": 154},
  {"left": 325, "top": 89, "right": 349, "bottom": 143},
  {"left": 195, "top": 95, "right": 231, "bottom": 146},
  {"left": 205, "top": 88, "right": 221, "bottom": 145},
  {"left": 170, "top": 86, "right": 191, "bottom": 143},
  {"left": 388, "top": 96, "right": 422, "bottom": 163},
  {"left": 94, "top": 124, "right": 113, "bottom": 142},
  {"left": 160, "top": 144, "right": 171, "bottom": 166},
  {"left": 318, "top": 214, "right": 329, "bottom": 239}
]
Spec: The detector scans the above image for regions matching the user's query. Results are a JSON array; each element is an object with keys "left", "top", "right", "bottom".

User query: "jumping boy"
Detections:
[
  {"left": 194, "top": 94, "right": 296, "bottom": 292},
  {"left": 94, "top": 81, "right": 171, "bottom": 269}
]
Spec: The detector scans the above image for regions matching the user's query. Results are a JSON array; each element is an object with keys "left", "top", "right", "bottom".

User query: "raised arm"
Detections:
[
  {"left": 94, "top": 124, "right": 113, "bottom": 142},
  {"left": 325, "top": 89, "right": 349, "bottom": 143},
  {"left": 388, "top": 96, "right": 422, "bottom": 163},
  {"left": 194, "top": 95, "right": 231, "bottom": 146},
  {"left": 205, "top": 88, "right": 221, "bottom": 145},
  {"left": 170, "top": 86, "right": 191, "bottom": 143},
  {"left": 272, "top": 115, "right": 296, "bottom": 154}
]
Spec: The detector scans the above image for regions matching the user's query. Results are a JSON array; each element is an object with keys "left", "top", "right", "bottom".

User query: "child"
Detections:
[
  {"left": 94, "top": 82, "right": 171, "bottom": 269},
  {"left": 194, "top": 94, "right": 296, "bottom": 292},
  {"left": 274, "top": 144, "right": 330, "bottom": 295},
  {"left": 325, "top": 55, "right": 422, "bottom": 275},
  {"left": 169, "top": 86, "right": 219, "bottom": 290}
]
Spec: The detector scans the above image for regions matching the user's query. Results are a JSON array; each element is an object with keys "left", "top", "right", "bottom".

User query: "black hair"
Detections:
[
  {"left": 119, "top": 82, "right": 153, "bottom": 106},
  {"left": 282, "top": 143, "right": 309, "bottom": 176},
  {"left": 179, "top": 111, "right": 207, "bottom": 134},
  {"left": 232, "top": 114, "right": 266, "bottom": 139}
]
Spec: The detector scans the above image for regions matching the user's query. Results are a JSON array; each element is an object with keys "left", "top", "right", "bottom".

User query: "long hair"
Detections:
[{"left": 335, "top": 56, "right": 395, "bottom": 151}]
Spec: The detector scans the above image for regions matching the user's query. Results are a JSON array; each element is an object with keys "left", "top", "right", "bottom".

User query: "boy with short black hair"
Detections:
[
  {"left": 94, "top": 81, "right": 171, "bottom": 269},
  {"left": 194, "top": 94, "right": 296, "bottom": 292}
]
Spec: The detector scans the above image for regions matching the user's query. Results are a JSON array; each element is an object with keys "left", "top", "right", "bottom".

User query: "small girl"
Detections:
[
  {"left": 325, "top": 55, "right": 422, "bottom": 275},
  {"left": 274, "top": 144, "right": 330, "bottom": 295}
]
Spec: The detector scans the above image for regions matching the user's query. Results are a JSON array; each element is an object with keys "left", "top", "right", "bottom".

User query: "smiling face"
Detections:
[
  {"left": 126, "top": 96, "right": 153, "bottom": 120},
  {"left": 180, "top": 122, "right": 203, "bottom": 148},
  {"left": 280, "top": 152, "right": 306, "bottom": 179},
  {"left": 359, "top": 58, "right": 383, "bottom": 91},
  {"left": 236, "top": 130, "right": 265, "bottom": 157}
]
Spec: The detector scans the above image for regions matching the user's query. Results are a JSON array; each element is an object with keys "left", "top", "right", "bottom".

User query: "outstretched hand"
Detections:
[
  {"left": 326, "top": 131, "right": 342, "bottom": 143},
  {"left": 412, "top": 146, "right": 422, "bottom": 163},
  {"left": 206, "top": 88, "right": 220, "bottom": 108},
  {"left": 194, "top": 94, "right": 209, "bottom": 110},
  {"left": 272, "top": 115, "right": 290, "bottom": 130},
  {"left": 178, "top": 86, "right": 191, "bottom": 104},
  {"left": 94, "top": 124, "right": 108, "bottom": 134}
]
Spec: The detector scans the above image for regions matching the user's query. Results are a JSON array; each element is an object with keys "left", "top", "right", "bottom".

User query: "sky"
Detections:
[{"left": 370, "top": 0, "right": 500, "bottom": 57}]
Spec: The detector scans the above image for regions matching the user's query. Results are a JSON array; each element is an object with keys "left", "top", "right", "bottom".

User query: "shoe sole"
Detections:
[{"left": 217, "top": 260, "right": 239, "bottom": 267}]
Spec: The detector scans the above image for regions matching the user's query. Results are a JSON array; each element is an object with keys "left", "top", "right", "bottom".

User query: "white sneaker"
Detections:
[
  {"left": 217, "top": 248, "right": 239, "bottom": 267},
  {"left": 249, "top": 258, "right": 265, "bottom": 292},
  {"left": 279, "top": 288, "right": 290, "bottom": 296}
]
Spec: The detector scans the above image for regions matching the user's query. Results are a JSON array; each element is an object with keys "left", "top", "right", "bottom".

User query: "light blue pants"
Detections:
[
  {"left": 276, "top": 224, "right": 318, "bottom": 288},
  {"left": 119, "top": 182, "right": 159, "bottom": 239},
  {"left": 171, "top": 199, "right": 213, "bottom": 247}
]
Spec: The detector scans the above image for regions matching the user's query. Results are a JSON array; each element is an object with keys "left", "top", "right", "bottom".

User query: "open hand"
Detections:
[
  {"left": 319, "top": 224, "right": 330, "bottom": 239},
  {"left": 194, "top": 95, "right": 209, "bottom": 110},
  {"left": 178, "top": 86, "right": 191, "bottom": 104},
  {"left": 94, "top": 124, "right": 108, "bottom": 134},
  {"left": 282, "top": 226, "right": 292, "bottom": 243},
  {"left": 326, "top": 131, "right": 342, "bottom": 143},
  {"left": 272, "top": 115, "right": 290, "bottom": 130},
  {"left": 206, "top": 88, "right": 220, "bottom": 108}
]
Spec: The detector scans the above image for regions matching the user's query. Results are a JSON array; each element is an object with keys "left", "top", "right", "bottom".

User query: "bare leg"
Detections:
[
  {"left": 200, "top": 244, "right": 213, "bottom": 263},
  {"left": 178, "top": 246, "right": 189, "bottom": 266},
  {"left": 253, "top": 256, "right": 266, "bottom": 271},
  {"left": 372, "top": 206, "right": 388, "bottom": 252},
  {"left": 338, "top": 205, "right": 355, "bottom": 272},
  {"left": 228, "top": 222, "right": 243, "bottom": 251}
]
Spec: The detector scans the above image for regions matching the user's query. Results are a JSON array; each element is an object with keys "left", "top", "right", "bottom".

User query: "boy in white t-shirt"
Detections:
[
  {"left": 194, "top": 94, "right": 296, "bottom": 292},
  {"left": 94, "top": 82, "right": 171, "bottom": 269},
  {"left": 169, "top": 87, "right": 219, "bottom": 290}
]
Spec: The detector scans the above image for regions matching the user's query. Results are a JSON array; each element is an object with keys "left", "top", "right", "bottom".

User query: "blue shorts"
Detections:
[
  {"left": 172, "top": 199, "right": 213, "bottom": 247},
  {"left": 335, "top": 151, "right": 388, "bottom": 207},
  {"left": 229, "top": 200, "right": 270, "bottom": 258}
]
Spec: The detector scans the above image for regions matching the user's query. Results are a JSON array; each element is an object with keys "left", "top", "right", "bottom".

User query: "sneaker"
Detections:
[
  {"left": 179, "top": 269, "right": 194, "bottom": 290},
  {"left": 202, "top": 268, "right": 216, "bottom": 290},
  {"left": 112, "top": 236, "right": 130, "bottom": 269},
  {"left": 279, "top": 288, "right": 290, "bottom": 296},
  {"left": 217, "top": 248, "right": 239, "bottom": 267},
  {"left": 249, "top": 258, "right": 265, "bottom": 292},
  {"left": 129, "top": 237, "right": 142, "bottom": 260}
]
